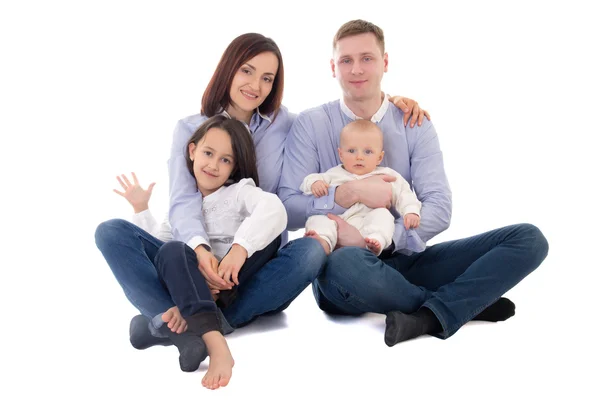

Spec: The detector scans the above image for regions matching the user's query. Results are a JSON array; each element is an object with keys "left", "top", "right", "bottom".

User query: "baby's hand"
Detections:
[
  {"left": 113, "top": 172, "right": 155, "bottom": 213},
  {"left": 311, "top": 180, "right": 329, "bottom": 197},
  {"left": 404, "top": 213, "right": 420, "bottom": 230}
]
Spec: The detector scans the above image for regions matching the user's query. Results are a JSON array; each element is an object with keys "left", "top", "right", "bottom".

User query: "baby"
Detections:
[{"left": 301, "top": 119, "right": 421, "bottom": 255}]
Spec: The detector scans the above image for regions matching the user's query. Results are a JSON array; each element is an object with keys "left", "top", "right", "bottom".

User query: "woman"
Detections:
[{"left": 95, "top": 32, "right": 427, "bottom": 373}]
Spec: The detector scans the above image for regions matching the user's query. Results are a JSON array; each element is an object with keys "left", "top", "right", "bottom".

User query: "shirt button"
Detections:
[{"left": 323, "top": 204, "right": 327, "bottom": 207}]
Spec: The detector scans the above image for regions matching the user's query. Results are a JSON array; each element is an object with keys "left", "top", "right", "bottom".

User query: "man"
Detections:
[{"left": 278, "top": 19, "right": 548, "bottom": 346}]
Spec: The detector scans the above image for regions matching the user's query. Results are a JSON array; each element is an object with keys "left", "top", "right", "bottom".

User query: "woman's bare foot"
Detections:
[
  {"left": 162, "top": 306, "right": 187, "bottom": 333},
  {"left": 201, "top": 331, "right": 235, "bottom": 390},
  {"left": 365, "top": 237, "right": 381, "bottom": 255},
  {"left": 305, "top": 230, "right": 331, "bottom": 255}
]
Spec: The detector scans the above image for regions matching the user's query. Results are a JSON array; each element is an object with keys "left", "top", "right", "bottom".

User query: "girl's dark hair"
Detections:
[
  {"left": 186, "top": 115, "right": 259, "bottom": 186},
  {"left": 201, "top": 33, "right": 284, "bottom": 120}
]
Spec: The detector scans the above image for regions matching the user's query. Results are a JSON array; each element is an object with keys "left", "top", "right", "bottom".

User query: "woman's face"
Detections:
[{"left": 229, "top": 51, "right": 279, "bottom": 113}]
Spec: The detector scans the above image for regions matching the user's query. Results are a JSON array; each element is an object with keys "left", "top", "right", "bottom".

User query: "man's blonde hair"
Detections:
[{"left": 333, "top": 19, "right": 385, "bottom": 54}]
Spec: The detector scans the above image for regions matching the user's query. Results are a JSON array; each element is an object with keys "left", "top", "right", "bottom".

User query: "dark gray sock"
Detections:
[
  {"left": 129, "top": 315, "right": 171, "bottom": 350},
  {"left": 384, "top": 308, "right": 442, "bottom": 347},
  {"left": 472, "top": 298, "right": 516, "bottom": 322},
  {"left": 158, "top": 325, "right": 208, "bottom": 372}
]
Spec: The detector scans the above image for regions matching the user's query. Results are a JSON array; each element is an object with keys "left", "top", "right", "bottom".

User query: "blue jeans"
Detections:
[
  {"left": 95, "top": 219, "right": 327, "bottom": 329},
  {"left": 154, "top": 241, "right": 221, "bottom": 336},
  {"left": 312, "top": 223, "right": 549, "bottom": 339}
]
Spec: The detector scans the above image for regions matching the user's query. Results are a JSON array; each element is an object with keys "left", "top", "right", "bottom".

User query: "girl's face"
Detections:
[
  {"left": 228, "top": 52, "right": 279, "bottom": 115},
  {"left": 188, "top": 127, "right": 235, "bottom": 197}
]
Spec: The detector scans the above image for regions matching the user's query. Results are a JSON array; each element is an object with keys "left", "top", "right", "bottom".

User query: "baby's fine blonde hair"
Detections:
[{"left": 340, "top": 120, "right": 384, "bottom": 147}]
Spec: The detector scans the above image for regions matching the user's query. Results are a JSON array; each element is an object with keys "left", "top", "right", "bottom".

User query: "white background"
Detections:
[{"left": 2, "top": 1, "right": 599, "bottom": 399}]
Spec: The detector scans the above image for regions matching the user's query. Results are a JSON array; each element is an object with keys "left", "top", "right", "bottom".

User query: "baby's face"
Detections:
[{"left": 338, "top": 126, "right": 384, "bottom": 175}]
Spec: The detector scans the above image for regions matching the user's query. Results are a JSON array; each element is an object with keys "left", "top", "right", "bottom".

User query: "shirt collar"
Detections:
[
  {"left": 340, "top": 92, "right": 389, "bottom": 123},
  {"left": 218, "top": 108, "right": 272, "bottom": 131},
  {"left": 256, "top": 108, "right": 272, "bottom": 123}
]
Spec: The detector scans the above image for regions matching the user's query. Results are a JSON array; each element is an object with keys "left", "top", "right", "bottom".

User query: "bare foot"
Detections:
[
  {"left": 201, "top": 332, "right": 235, "bottom": 390},
  {"left": 365, "top": 237, "right": 381, "bottom": 255},
  {"left": 161, "top": 306, "right": 187, "bottom": 333},
  {"left": 305, "top": 230, "right": 331, "bottom": 255}
]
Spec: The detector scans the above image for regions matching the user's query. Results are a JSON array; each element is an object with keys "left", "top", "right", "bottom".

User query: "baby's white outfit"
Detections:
[{"left": 300, "top": 165, "right": 421, "bottom": 255}]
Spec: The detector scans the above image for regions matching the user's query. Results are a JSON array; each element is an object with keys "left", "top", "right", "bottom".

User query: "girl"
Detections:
[
  {"left": 95, "top": 31, "right": 427, "bottom": 376},
  {"left": 116, "top": 115, "right": 287, "bottom": 390}
]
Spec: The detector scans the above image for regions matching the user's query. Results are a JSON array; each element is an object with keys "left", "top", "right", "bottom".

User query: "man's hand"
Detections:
[
  {"left": 335, "top": 175, "right": 396, "bottom": 209},
  {"left": 113, "top": 172, "right": 155, "bottom": 213},
  {"left": 195, "top": 245, "right": 232, "bottom": 290},
  {"left": 311, "top": 180, "right": 329, "bottom": 198},
  {"left": 327, "top": 213, "right": 365, "bottom": 249},
  {"left": 404, "top": 213, "right": 421, "bottom": 229},
  {"left": 337, "top": 175, "right": 396, "bottom": 209},
  {"left": 218, "top": 244, "right": 248, "bottom": 285},
  {"left": 388, "top": 96, "right": 431, "bottom": 128}
]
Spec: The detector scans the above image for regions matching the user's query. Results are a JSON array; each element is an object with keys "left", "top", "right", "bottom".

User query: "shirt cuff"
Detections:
[
  {"left": 132, "top": 209, "right": 152, "bottom": 223},
  {"left": 312, "top": 187, "right": 336, "bottom": 210},
  {"left": 187, "top": 236, "right": 210, "bottom": 252},
  {"left": 392, "top": 221, "right": 426, "bottom": 255},
  {"left": 232, "top": 238, "right": 254, "bottom": 259},
  {"left": 309, "top": 187, "right": 347, "bottom": 216}
]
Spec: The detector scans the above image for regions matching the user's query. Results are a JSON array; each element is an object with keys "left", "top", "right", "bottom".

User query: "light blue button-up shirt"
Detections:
[
  {"left": 278, "top": 98, "right": 452, "bottom": 255},
  {"left": 168, "top": 106, "right": 295, "bottom": 249}
]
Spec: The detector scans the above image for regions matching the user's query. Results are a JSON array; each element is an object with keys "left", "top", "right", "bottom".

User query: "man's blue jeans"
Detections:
[
  {"left": 95, "top": 219, "right": 328, "bottom": 330},
  {"left": 312, "top": 223, "right": 549, "bottom": 339}
]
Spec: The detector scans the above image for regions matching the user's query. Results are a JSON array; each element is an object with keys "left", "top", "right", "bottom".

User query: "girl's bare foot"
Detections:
[
  {"left": 201, "top": 331, "right": 235, "bottom": 390},
  {"left": 365, "top": 237, "right": 381, "bottom": 255},
  {"left": 162, "top": 306, "right": 187, "bottom": 333},
  {"left": 305, "top": 230, "right": 331, "bottom": 255}
]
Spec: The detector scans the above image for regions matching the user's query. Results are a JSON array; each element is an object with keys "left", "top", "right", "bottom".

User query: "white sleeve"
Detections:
[
  {"left": 388, "top": 171, "right": 422, "bottom": 217},
  {"left": 299, "top": 173, "right": 329, "bottom": 195},
  {"left": 131, "top": 210, "right": 173, "bottom": 242},
  {"left": 233, "top": 181, "right": 287, "bottom": 258}
]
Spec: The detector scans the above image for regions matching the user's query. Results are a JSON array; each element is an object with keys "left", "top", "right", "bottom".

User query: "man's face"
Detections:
[{"left": 331, "top": 33, "right": 388, "bottom": 102}]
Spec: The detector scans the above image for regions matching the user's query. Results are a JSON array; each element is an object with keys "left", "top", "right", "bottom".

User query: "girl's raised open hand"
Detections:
[{"left": 113, "top": 172, "right": 156, "bottom": 213}]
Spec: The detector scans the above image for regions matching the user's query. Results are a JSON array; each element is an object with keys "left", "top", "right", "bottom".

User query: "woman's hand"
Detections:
[{"left": 388, "top": 96, "right": 431, "bottom": 128}]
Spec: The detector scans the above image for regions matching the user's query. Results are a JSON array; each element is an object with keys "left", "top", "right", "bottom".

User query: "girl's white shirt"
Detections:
[{"left": 131, "top": 178, "right": 287, "bottom": 260}]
